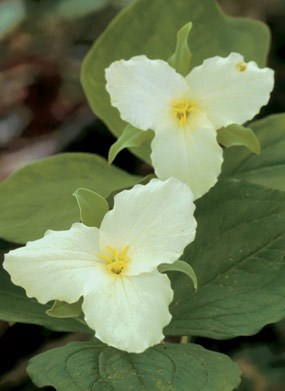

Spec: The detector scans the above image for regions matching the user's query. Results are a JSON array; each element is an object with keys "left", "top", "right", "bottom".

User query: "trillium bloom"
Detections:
[
  {"left": 105, "top": 53, "right": 274, "bottom": 199},
  {"left": 3, "top": 178, "right": 196, "bottom": 353}
]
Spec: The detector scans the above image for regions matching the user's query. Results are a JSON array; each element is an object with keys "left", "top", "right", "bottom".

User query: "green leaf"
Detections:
[
  {"left": 73, "top": 188, "right": 109, "bottom": 227},
  {"left": 217, "top": 124, "right": 261, "bottom": 154},
  {"left": 0, "top": 153, "right": 140, "bottom": 244},
  {"left": 46, "top": 299, "right": 83, "bottom": 319},
  {"left": 81, "top": 0, "right": 270, "bottom": 163},
  {"left": 0, "top": 241, "right": 91, "bottom": 333},
  {"left": 28, "top": 341, "right": 240, "bottom": 391},
  {"left": 108, "top": 125, "right": 153, "bottom": 164},
  {"left": 222, "top": 114, "right": 285, "bottom": 191},
  {"left": 166, "top": 180, "right": 285, "bottom": 339},
  {"left": 168, "top": 22, "right": 192, "bottom": 76},
  {"left": 158, "top": 260, "right": 197, "bottom": 290}
]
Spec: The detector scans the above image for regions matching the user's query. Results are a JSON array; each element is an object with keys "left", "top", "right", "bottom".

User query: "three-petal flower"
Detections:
[
  {"left": 105, "top": 53, "right": 274, "bottom": 199},
  {"left": 3, "top": 178, "right": 197, "bottom": 353}
]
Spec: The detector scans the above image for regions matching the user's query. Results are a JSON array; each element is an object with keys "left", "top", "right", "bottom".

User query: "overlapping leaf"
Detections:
[
  {"left": 28, "top": 341, "right": 240, "bottom": 391},
  {"left": 166, "top": 180, "right": 285, "bottom": 339},
  {"left": 0, "top": 153, "right": 140, "bottom": 243},
  {"left": 222, "top": 114, "right": 285, "bottom": 191}
]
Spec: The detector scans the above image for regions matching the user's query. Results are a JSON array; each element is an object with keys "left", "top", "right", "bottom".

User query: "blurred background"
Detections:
[{"left": 0, "top": 0, "right": 285, "bottom": 390}]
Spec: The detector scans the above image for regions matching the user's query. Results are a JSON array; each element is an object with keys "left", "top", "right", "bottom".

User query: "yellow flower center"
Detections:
[
  {"left": 172, "top": 99, "right": 195, "bottom": 126},
  {"left": 236, "top": 61, "right": 247, "bottom": 72},
  {"left": 96, "top": 245, "right": 129, "bottom": 276}
]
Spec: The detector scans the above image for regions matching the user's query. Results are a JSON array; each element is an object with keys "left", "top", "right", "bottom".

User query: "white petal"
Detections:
[
  {"left": 186, "top": 53, "right": 274, "bottom": 128},
  {"left": 3, "top": 223, "right": 101, "bottom": 304},
  {"left": 82, "top": 270, "right": 173, "bottom": 353},
  {"left": 99, "top": 178, "right": 196, "bottom": 275},
  {"left": 151, "top": 114, "right": 223, "bottom": 200},
  {"left": 105, "top": 55, "right": 189, "bottom": 131}
]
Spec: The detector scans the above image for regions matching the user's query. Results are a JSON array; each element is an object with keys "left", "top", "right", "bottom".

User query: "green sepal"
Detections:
[
  {"left": 217, "top": 124, "right": 261, "bottom": 154},
  {"left": 158, "top": 260, "right": 197, "bottom": 290},
  {"left": 108, "top": 124, "right": 153, "bottom": 164},
  {"left": 46, "top": 299, "right": 83, "bottom": 319},
  {"left": 222, "top": 114, "right": 285, "bottom": 191},
  {"left": 73, "top": 188, "right": 109, "bottom": 227},
  {"left": 168, "top": 22, "right": 192, "bottom": 76}
]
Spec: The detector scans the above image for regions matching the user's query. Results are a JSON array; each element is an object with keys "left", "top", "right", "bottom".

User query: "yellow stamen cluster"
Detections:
[
  {"left": 172, "top": 99, "right": 194, "bottom": 126},
  {"left": 236, "top": 61, "right": 247, "bottom": 73},
  {"left": 97, "top": 245, "right": 129, "bottom": 276}
]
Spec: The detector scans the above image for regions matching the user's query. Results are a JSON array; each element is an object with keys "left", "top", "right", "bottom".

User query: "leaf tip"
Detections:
[{"left": 108, "top": 148, "right": 115, "bottom": 164}]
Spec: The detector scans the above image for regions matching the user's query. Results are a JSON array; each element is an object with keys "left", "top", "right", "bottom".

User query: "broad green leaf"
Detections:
[
  {"left": 108, "top": 125, "right": 153, "bottom": 164},
  {"left": 73, "top": 188, "right": 109, "bottom": 227},
  {"left": 28, "top": 341, "right": 240, "bottom": 391},
  {"left": 217, "top": 124, "right": 261, "bottom": 154},
  {"left": 158, "top": 260, "right": 197, "bottom": 290},
  {"left": 46, "top": 299, "right": 83, "bottom": 319},
  {"left": 166, "top": 180, "right": 285, "bottom": 339},
  {"left": 0, "top": 153, "right": 140, "bottom": 243},
  {"left": 168, "top": 22, "right": 192, "bottom": 76},
  {"left": 222, "top": 114, "right": 285, "bottom": 191},
  {"left": 0, "top": 241, "right": 91, "bottom": 333},
  {"left": 81, "top": 0, "right": 270, "bottom": 162}
]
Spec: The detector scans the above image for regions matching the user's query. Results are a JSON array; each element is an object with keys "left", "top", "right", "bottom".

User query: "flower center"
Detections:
[
  {"left": 96, "top": 245, "right": 129, "bottom": 276},
  {"left": 236, "top": 61, "right": 247, "bottom": 72},
  {"left": 172, "top": 99, "right": 194, "bottom": 126}
]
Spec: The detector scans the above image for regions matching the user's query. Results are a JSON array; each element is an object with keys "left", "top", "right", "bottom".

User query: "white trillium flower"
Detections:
[
  {"left": 105, "top": 53, "right": 274, "bottom": 199},
  {"left": 3, "top": 178, "right": 197, "bottom": 353}
]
